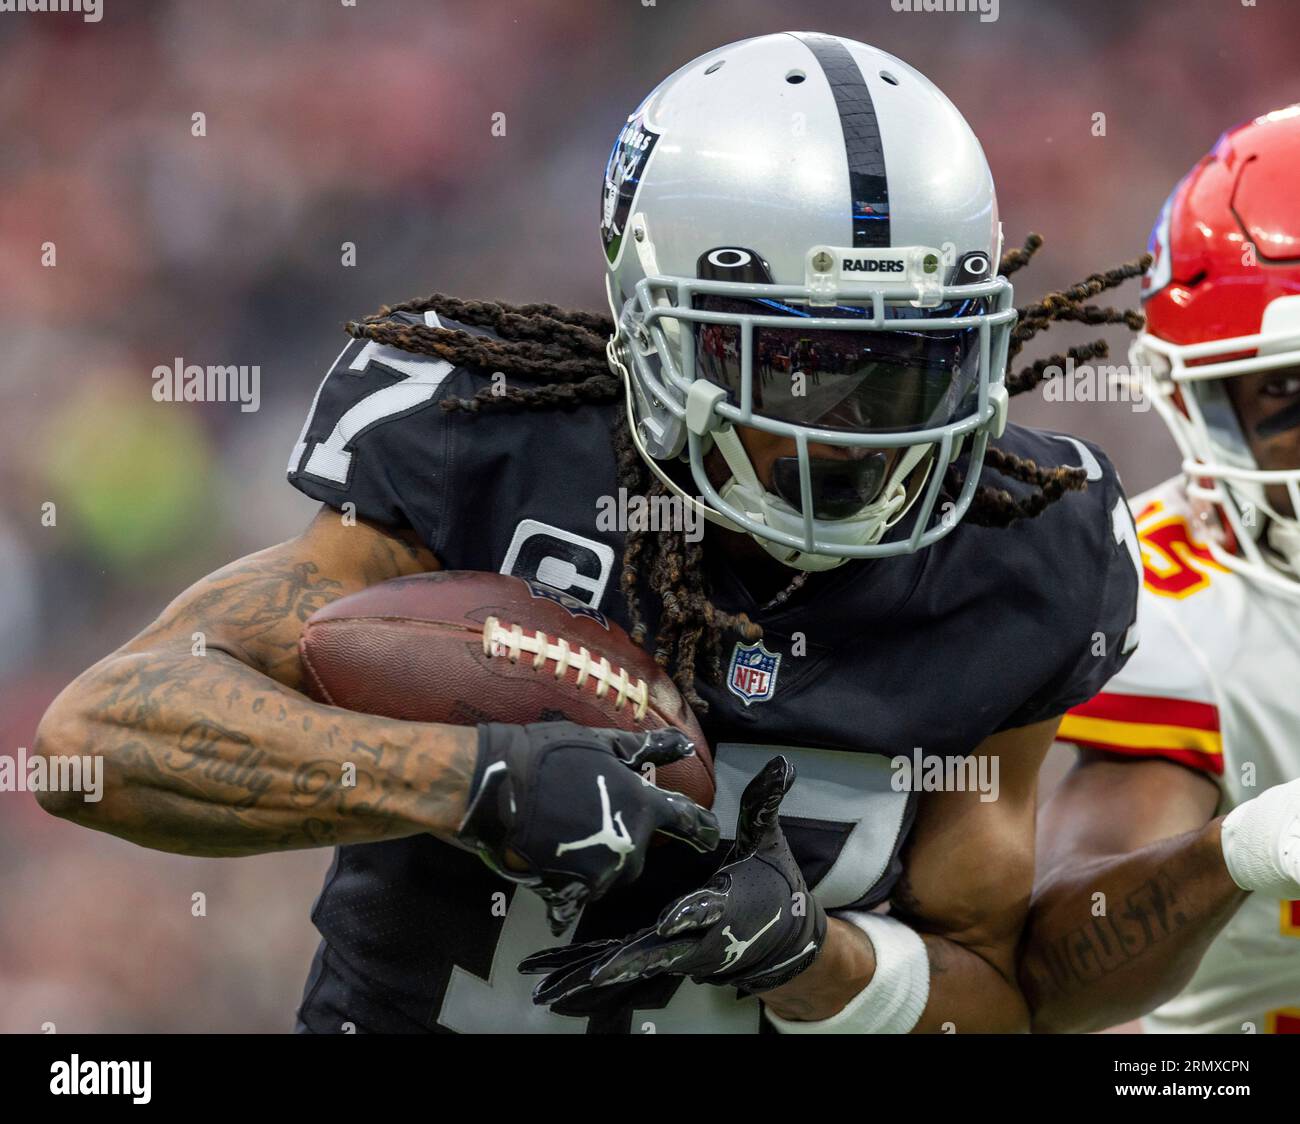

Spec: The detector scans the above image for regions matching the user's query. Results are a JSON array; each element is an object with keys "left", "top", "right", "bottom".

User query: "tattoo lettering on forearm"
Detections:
[
  {"left": 1027, "top": 871, "right": 1188, "bottom": 995},
  {"left": 41, "top": 517, "right": 464, "bottom": 855},
  {"left": 64, "top": 640, "right": 474, "bottom": 854},
  {"left": 163, "top": 720, "right": 274, "bottom": 810}
]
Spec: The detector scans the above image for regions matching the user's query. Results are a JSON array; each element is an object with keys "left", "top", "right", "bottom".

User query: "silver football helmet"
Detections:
[{"left": 602, "top": 32, "right": 1016, "bottom": 570}]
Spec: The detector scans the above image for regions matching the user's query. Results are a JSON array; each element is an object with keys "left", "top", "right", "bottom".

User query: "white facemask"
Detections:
[{"left": 712, "top": 428, "right": 933, "bottom": 571}]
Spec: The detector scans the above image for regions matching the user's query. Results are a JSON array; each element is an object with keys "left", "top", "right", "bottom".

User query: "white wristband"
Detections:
[
  {"left": 764, "top": 911, "right": 929, "bottom": 1034},
  {"left": 1221, "top": 778, "right": 1300, "bottom": 898}
]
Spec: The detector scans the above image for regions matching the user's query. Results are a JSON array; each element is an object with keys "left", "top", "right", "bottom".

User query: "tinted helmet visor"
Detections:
[{"left": 692, "top": 294, "right": 985, "bottom": 433}]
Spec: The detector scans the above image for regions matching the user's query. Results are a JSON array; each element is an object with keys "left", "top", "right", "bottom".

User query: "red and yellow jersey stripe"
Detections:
[{"left": 1057, "top": 690, "right": 1224, "bottom": 776}]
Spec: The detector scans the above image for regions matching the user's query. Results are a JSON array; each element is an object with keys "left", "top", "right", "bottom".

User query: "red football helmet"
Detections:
[{"left": 1134, "top": 105, "right": 1300, "bottom": 594}]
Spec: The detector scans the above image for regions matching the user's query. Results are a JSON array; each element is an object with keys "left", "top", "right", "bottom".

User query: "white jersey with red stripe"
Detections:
[{"left": 1057, "top": 475, "right": 1300, "bottom": 1034}]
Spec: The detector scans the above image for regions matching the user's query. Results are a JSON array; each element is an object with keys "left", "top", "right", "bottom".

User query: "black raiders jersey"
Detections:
[{"left": 287, "top": 310, "right": 1141, "bottom": 1034}]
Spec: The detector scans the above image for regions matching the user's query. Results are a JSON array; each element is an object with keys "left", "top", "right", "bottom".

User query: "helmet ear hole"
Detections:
[{"left": 784, "top": 69, "right": 806, "bottom": 84}]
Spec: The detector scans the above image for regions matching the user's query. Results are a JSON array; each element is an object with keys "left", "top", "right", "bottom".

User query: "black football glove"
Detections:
[
  {"left": 457, "top": 721, "right": 721, "bottom": 935},
  {"left": 520, "top": 754, "right": 826, "bottom": 1007}
]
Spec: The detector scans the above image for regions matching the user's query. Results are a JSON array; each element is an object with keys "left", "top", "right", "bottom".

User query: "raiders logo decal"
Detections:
[{"left": 601, "top": 112, "right": 659, "bottom": 265}]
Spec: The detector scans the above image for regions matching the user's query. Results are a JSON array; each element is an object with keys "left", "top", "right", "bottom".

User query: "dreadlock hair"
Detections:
[
  {"left": 345, "top": 239, "right": 1149, "bottom": 713},
  {"left": 940, "top": 234, "right": 1154, "bottom": 528}
]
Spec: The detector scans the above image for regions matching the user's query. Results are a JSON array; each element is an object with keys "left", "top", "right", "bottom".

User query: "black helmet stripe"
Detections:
[{"left": 792, "top": 32, "right": 890, "bottom": 249}]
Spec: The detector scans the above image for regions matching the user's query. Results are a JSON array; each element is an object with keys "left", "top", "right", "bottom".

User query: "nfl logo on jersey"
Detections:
[{"left": 727, "top": 640, "right": 781, "bottom": 706}]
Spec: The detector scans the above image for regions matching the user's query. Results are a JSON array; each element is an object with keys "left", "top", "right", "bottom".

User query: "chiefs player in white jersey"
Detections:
[{"left": 1019, "top": 106, "right": 1300, "bottom": 1034}]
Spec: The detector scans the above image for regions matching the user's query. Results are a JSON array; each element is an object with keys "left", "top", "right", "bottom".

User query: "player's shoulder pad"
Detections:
[
  {"left": 1089, "top": 579, "right": 1215, "bottom": 702},
  {"left": 285, "top": 308, "right": 496, "bottom": 539},
  {"left": 994, "top": 424, "right": 1141, "bottom": 634},
  {"left": 1056, "top": 581, "right": 1224, "bottom": 775},
  {"left": 975, "top": 425, "right": 1143, "bottom": 725},
  {"left": 1055, "top": 476, "right": 1226, "bottom": 775}
]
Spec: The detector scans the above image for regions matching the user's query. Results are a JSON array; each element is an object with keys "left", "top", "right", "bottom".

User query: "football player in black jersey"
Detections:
[{"left": 34, "top": 33, "right": 1146, "bottom": 1033}]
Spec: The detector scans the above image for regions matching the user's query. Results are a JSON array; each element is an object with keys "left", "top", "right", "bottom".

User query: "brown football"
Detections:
[{"left": 298, "top": 570, "right": 714, "bottom": 807}]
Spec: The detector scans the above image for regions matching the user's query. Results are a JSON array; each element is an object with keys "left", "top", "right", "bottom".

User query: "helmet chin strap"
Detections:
[{"left": 712, "top": 427, "right": 933, "bottom": 572}]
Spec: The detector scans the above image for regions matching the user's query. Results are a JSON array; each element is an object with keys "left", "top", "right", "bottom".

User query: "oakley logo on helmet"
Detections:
[
  {"left": 708, "top": 248, "right": 753, "bottom": 269},
  {"left": 955, "top": 251, "right": 992, "bottom": 282},
  {"left": 698, "top": 246, "right": 775, "bottom": 284}
]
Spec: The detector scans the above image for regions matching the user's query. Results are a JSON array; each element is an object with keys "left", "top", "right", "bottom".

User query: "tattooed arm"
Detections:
[
  {"left": 32, "top": 508, "right": 478, "bottom": 856},
  {"left": 1018, "top": 750, "right": 1239, "bottom": 1032}
]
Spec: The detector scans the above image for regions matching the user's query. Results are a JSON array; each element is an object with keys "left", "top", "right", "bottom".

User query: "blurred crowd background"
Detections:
[{"left": 2, "top": 0, "right": 1297, "bottom": 1032}]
